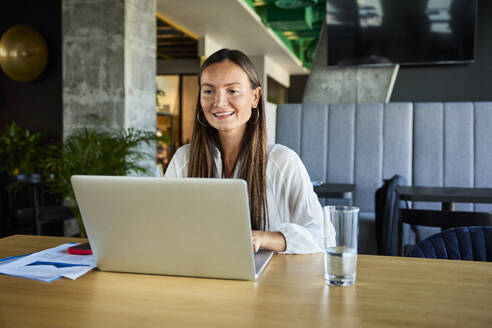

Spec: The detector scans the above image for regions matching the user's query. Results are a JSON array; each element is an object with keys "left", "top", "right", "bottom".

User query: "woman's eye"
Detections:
[
  {"left": 229, "top": 89, "right": 239, "bottom": 94},
  {"left": 202, "top": 89, "right": 213, "bottom": 95}
]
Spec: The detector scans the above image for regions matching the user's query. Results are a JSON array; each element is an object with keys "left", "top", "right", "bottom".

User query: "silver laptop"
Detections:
[{"left": 71, "top": 175, "right": 273, "bottom": 280}]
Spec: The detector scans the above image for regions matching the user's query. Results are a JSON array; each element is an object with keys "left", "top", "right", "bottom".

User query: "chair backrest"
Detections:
[
  {"left": 375, "top": 174, "right": 406, "bottom": 256},
  {"left": 408, "top": 226, "right": 492, "bottom": 261}
]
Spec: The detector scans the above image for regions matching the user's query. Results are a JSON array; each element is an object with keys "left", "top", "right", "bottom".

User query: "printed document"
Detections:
[{"left": 0, "top": 243, "right": 96, "bottom": 282}]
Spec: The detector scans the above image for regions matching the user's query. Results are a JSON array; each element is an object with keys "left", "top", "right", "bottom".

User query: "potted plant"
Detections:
[
  {"left": 41, "top": 128, "right": 167, "bottom": 237},
  {"left": 0, "top": 122, "right": 44, "bottom": 178}
]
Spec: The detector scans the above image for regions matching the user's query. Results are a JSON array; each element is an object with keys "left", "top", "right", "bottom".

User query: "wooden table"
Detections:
[
  {"left": 313, "top": 183, "right": 354, "bottom": 202},
  {"left": 1, "top": 235, "right": 491, "bottom": 327},
  {"left": 396, "top": 186, "right": 492, "bottom": 211}
]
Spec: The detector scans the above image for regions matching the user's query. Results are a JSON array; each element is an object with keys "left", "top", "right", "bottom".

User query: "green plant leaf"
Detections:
[
  {"left": 39, "top": 127, "right": 161, "bottom": 204},
  {"left": 0, "top": 122, "right": 45, "bottom": 176}
]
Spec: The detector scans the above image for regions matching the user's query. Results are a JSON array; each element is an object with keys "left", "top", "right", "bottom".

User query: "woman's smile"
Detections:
[{"left": 213, "top": 111, "right": 235, "bottom": 118}]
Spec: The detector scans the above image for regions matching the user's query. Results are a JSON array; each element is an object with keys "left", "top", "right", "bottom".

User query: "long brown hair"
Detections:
[{"left": 187, "top": 49, "right": 268, "bottom": 231}]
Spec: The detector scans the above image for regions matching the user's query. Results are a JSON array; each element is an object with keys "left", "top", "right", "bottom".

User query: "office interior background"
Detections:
[
  {"left": 0, "top": 0, "right": 491, "bottom": 239},
  {"left": 1, "top": 0, "right": 491, "bottom": 143}
]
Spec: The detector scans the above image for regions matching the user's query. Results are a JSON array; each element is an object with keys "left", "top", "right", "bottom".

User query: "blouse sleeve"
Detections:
[
  {"left": 270, "top": 147, "right": 335, "bottom": 254},
  {"left": 164, "top": 145, "right": 190, "bottom": 178}
]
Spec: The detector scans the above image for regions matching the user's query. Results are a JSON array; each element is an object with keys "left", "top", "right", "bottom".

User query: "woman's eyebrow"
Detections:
[{"left": 201, "top": 82, "right": 241, "bottom": 88}]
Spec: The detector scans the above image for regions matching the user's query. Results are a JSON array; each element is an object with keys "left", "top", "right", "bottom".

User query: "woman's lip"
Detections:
[{"left": 213, "top": 111, "right": 234, "bottom": 117}]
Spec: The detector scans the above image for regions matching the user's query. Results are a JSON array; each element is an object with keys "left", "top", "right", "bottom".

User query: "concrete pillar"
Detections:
[
  {"left": 62, "top": 0, "right": 156, "bottom": 172},
  {"left": 303, "top": 21, "right": 398, "bottom": 104}
]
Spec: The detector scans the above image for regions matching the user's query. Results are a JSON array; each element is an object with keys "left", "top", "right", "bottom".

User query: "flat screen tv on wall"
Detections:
[{"left": 326, "top": 0, "right": 477, "bottom": 66}]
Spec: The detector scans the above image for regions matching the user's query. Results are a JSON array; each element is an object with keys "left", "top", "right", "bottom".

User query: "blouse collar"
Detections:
[{"left": 213, "top": 146, "right": 241, "bottom": 178}]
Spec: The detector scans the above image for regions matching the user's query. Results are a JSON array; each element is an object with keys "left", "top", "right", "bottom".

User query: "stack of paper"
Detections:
[{"left": 0, "top": 243, "right": 96, "bottom": 282}]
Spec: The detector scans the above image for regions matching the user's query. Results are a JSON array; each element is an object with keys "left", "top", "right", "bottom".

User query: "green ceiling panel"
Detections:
[
  {"left": 244, "top": 0, "right": 326, "bottom": 69},
  {"left": 274, "top": 0, "right": 320, "bottom": 9},
  {"left": 266, "top": 5, "right": 312, "bottom": 30}
]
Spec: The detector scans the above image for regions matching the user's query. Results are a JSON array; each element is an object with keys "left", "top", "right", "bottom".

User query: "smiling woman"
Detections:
[
  {"left": 199, "top": 60, "right": 260, "bottom": 138},
  {"left": 199, "top": 60, "right": 262, "bottom": 178},
  {"left": 164, "top": 49, "right": 335, "bottom": 254}
]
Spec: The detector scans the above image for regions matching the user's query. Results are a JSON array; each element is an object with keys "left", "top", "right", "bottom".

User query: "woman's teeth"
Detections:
[{"left": 214, "top": 112, "right": 234, "bottom": 117}]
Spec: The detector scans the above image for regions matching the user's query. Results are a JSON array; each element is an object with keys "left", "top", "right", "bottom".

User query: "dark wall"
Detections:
[
  {"left": 288, "top": 74, "right": 309, "bottom": 103},
  {"left": 291, "top": 0, "right": 490, "bottom": 103},
  {"left": 391, "top": 0, "right": 492, "bottom": 102},
  {"left": 0, "top": 0, "right": 62, "bottom": 140}
]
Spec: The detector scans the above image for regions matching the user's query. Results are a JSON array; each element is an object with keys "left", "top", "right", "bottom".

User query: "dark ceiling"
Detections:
[{"left": 156, "top": 15, "right": 198, "bottom": 60}]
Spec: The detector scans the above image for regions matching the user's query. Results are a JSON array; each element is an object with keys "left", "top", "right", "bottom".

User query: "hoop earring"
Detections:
[
  {"left": 249, "top": 107, "right": 259, "bottom": 125},
  {"left": 196, "top": 110, "right": 209, "bottom": 127}
]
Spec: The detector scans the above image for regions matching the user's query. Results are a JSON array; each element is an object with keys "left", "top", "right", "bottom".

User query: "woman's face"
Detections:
[{"left": 200, "top": 61, "right": 261, "bottom": 136}]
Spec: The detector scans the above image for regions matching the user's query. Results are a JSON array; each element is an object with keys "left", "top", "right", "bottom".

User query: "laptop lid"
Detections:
[{"left": 71, "top": 175, "right": 272, "bottom": 280}]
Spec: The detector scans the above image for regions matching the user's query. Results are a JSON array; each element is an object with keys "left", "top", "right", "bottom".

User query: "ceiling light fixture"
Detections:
[{"left": 275, "top": 0, "right": 318, "bottom": 10}]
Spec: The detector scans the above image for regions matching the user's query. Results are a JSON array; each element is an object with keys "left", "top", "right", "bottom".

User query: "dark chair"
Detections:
[
  {"left": 375, "top": 175, "right": 407, "bottom": 256},
  {"left": 408, "top": 226, "right": 492, "bottom": 261},
  {"left": 7, "top": 174, "right": 74, "bottom": 236},
  {"left": 398, "top": 208, "right": 492, "bottom": 255}
]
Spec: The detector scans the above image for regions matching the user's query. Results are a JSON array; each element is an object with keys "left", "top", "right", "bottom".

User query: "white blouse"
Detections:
[{"left": 164, "top": 143, "right": 335, "bottom": 254}]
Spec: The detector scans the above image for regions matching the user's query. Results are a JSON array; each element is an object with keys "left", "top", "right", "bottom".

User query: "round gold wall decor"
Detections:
[{"left": 0, "top": 25, "right": 48, "bottom": 83}]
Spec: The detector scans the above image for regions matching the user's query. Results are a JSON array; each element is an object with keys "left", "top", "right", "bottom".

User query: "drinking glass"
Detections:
[{"left": 323, "top": 206, "right": 359, "bottom": 286}]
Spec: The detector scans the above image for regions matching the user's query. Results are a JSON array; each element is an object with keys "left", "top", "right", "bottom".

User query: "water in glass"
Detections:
[{"left": 324, "top": 246, "right": 357, "bottom": 286}]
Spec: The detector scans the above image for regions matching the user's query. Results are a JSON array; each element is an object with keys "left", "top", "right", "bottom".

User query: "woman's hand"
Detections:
[{"left": 252, "top": 230, "right": 286, "bottom": 253}]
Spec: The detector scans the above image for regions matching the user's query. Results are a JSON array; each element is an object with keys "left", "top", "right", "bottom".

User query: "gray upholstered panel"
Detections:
[
  {"left": 474, "top": 102, "right": 492, "bottom": 212},
  {"left": 275, "top": 104, "right": 302, "bottom": 155},
  {"left": 327, "top": 103, "right": 356, "bottom": 184},
  {"left": 413, "top": 103, "right": 444, "bottom": 210},
  {"left": 444, "top": 102, "right": 474, "bottom": 211},
  {"left": 354, "top": 103, "right": 384, "bottom": 213},
  {"left": 301, "top": 104, "right": 328, "bottom": 182},
  {"left": 275, "top": 101, "right": 492, "bottom": 254},
  {"left": 382, "top": 103, "right": 413, "bottom": 185}
]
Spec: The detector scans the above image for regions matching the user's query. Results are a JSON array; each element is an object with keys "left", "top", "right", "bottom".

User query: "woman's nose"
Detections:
[{"left": 214, "top": 90, "right": 228, "bottom": 106}]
